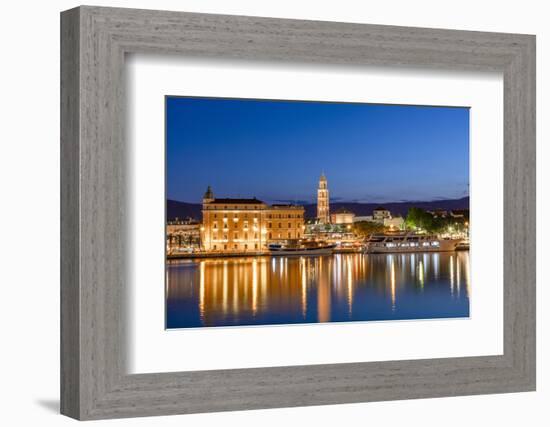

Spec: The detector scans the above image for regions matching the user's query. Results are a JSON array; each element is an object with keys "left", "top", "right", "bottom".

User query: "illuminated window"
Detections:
[
  {"left": 288, "top": 232, "right": 291, "bottom": 238},
  {"left": 268, "top": 232, "right": 272, "bottom": 239},
  {"left": 278, "top": 223, "right": 282, "bottom": 228},
  {"left": 268, "top": 222, "right": 272, "bottom": 228},
  {"left": 288, "top": 223, "right": 291, "bottom": 228},
  {"left": 234, "top": 232, "right": 238, "bottom": 239}
]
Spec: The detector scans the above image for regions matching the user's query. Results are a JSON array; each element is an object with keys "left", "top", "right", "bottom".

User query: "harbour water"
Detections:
[{"left": 166, "top": 252, "right": 470, "bottom": 329}]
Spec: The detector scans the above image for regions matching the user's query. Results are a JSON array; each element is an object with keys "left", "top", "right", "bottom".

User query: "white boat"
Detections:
[
  {"left": 455, "top": 239, "right": 470, "bottom": 251},
  {"left": 268, "top": 240, "right": 336, "bottom": 256},
  {"left": 364, "top": 232, "right": 463, "bottom": 254}
]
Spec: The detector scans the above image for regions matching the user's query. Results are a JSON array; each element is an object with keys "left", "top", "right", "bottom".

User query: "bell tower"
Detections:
[
  {"left": 203, "top": 185, "right": 214, "bottom": 205},
  {"left": 317, "top": 173, "right": 330, "bottom": 223}
]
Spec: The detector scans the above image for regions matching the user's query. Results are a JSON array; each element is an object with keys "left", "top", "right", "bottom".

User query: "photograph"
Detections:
[
  {"left": 52, "top": 3, "right": 537, "bottom": 421},
  {"left": 165, "top": 96, "right": 471, "bottom": 329}
]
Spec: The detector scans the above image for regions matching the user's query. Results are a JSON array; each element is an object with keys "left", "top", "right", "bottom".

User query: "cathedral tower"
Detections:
[{"left": 317, "top": 173, "right": 330, "bottom": 223}]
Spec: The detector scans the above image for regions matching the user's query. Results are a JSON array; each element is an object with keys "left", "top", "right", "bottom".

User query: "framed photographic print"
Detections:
[{"left": 61, "top": 6, "right": 536, "bottom": 420}]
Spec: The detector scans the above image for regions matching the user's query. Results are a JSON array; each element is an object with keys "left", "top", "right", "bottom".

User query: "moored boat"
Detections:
[
  {"left": 268, "top": 240, "right": 336, "bottom": 256},
  {"left": 364, "top": 232, "right": 463, "bottom": 254},
  {"left": 455, "top": 239, "right": 470, "bottom": 251}
]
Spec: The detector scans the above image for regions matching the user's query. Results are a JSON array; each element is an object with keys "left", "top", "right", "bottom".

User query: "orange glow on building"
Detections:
[{"left": 200, "top": 187, "right": 304, "bottom": 252}]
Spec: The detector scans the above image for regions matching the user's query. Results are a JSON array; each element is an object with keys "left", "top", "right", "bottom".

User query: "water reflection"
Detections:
[{"left": 166, "top": 252, "right": 470, "bottom": 329}]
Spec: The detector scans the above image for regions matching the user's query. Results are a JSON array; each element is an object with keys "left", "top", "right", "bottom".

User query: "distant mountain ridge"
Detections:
[{"left": 167, "top": 197, "right": 469, "bottom": 221}]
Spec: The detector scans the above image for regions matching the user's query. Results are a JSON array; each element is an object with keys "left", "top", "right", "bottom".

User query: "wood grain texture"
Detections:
[
  {"left": 60, "top": 5, "right": 536, "bottom": 420},
  {"left": 60, "top": 7, "right": 80, "bottom": 419}
]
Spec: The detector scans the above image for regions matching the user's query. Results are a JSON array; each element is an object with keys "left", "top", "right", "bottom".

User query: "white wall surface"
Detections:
[{"left": 0, "top": 0, "right": 547, "bottom": 426}]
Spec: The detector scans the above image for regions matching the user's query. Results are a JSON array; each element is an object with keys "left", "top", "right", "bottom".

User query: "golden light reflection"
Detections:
[
  {"left": 232, "top": 264, "right": 238, "bottom": 312},
  {"left": 252, "top": 259, "right": 258, "bottom": 315},
  {"left": 334, "top": 255, "right": 342, "bottom": 289},
  {"left": 418, "top": 260, "right": 424, "bottom": 289},
  {"left": 456, "top": 256, "right": 461, "bottom": 297},
  {"left": 317, "top": 256, "right": 331, "bottom": 323},
  {"left": 449, "top": 255, "right": 454, "bottom": 296},
  {"left": 464, "top": 252, "right": 471, "bottom": 297},
  {"left": 390, "top": 255, "right": 396, "bottom": 310},
  {"left": 346, "top": 256, "right": 353, "bottom": 315},
  {"left": 260, "top": 258, "right": 267, "bottom": 308},
  {"left": 300, "top": 257, "right": 307, "bottom": 318},
  {"left": 199, "top": 261, "right": 205, "bottom": 321},
  {"left": 222, "top": 260, "right": 228, "bottom": 314},
  {"left": 167, "top": 251, "right": 470, "bottom": 328}
]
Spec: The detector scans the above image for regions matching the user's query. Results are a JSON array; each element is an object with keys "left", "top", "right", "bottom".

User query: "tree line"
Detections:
[
  {"left": 405, "top": 207, "right": 468, "bottom": 233},
  {"left": 353, "top": 207, "right": 468, "bottom": 236}
]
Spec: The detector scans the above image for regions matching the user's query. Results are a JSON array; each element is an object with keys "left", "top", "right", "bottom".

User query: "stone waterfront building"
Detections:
[
  {"left": 166, "top": 218, "right": 201, "bottom": 253},
  {"left": 372, "top": 206, "right": 392, "bottom": 222},
  {"left": 330, "top": 207, "right": 355, "bottom": 224},
  {"left": 200, "top": 186, "right": 305, "bottom": 252}
]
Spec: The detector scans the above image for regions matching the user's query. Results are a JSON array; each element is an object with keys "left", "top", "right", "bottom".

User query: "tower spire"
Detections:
[
  {"left": 203, "top": 185, "right": 214, "bottom": 204},
  {"left": 317, "top": 172, "right": 330, "bottom": 223}
]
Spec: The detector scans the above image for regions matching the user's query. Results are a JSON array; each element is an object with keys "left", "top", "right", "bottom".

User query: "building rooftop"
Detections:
[
  {"left": 271, "top": 204, "right": 305, "bottom": 209},
  {"left": 210, "top": 198, "right": 265, "bottom": 204},
  {"left": 373, "top": 206, "right": 388, "bottom": 211},
  {"left": 167, "top": 217, "right": 200, "bottom": 225}
]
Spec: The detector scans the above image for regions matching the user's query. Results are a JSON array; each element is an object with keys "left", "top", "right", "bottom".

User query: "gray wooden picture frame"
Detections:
[{"left": 60, "top": 5, "right": 536, "bottom": 420}]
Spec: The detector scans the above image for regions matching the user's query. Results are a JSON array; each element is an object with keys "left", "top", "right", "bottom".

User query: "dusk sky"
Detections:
[{"left": 166, "top": 96, "right": 469, "bottom": 205}]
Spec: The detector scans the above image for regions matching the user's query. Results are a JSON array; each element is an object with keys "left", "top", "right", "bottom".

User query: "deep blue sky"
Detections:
[{"left": 166, "top": 96, "right": 469, "bottom": 204}]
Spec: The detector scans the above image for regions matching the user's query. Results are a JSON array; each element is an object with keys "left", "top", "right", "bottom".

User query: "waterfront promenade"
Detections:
[{"left": 167, "top": 246, "right": 362, "bottom": 260}]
